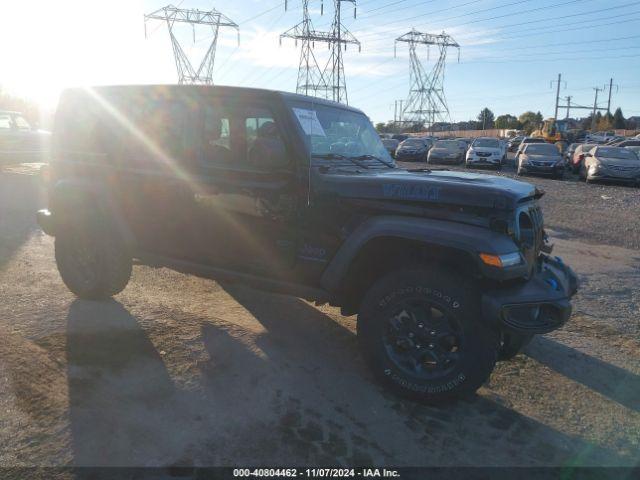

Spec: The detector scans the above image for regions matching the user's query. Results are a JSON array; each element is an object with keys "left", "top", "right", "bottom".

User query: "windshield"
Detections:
[
  {"left": 401, "top": 139, "right": 426, "bottom": 147},
  {"left": 434, "top": 140, "right": 459, "bottom": 150},
  {"left": 596, "top": 147, "right": 638, "bottom": 160},
  {"left": 525, "top": 144, "right": 560, "bottom": 155},
  {"left": 288, "top": 101, "right": 393, "bottom": 164},
  {"left": 473, "top": 139, "right": 499, "bottom": 148}
]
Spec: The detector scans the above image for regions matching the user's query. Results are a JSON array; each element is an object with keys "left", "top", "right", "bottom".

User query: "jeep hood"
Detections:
[{"left": 313, "top": 168, "right": 538, "bottom": 210}]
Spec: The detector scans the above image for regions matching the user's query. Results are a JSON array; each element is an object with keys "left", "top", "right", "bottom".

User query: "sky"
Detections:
[{"left": 1, "top": 0, "right": 639, "bottom": 124}]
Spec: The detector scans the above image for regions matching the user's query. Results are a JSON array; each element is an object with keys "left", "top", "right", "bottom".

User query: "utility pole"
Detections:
[
  {"left": 551, "top": 73, "right": 564, "bottom": 121},
  {"left": 591, "top": 86, "right": 603, "bottom": 131},
  {"left": 565, "top": 95, "right": 572, "bottom": 119},
  {"left": 280, "top": 0, "right": 331, "bottom": 97},
  {"left": 395, "top": 29, "right": 460, "bottom": 130},
  {"left": 605, "top": 78, "right": 619, "bottom": 115},
  {"left": 145, "top": 4, "right": 239, "bottom": 85}
]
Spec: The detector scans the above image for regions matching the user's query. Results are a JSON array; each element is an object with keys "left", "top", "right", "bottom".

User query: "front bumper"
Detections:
[
  {"left": 396, "top": 152, "right": 426, "bottom": 161},
  {"left": 429, "top": 156, "right": 460, "bottom": 164},
  {"left": 520, "top": 163, "right": 564, "bottom": 175},
  {"left": 587, "top": 168, "right": 640, "bottom": 184},
  {"left": 482, "top": 255, "right": 578, "bottom": 334},
  {"left": 467, "top": 156, "right": 501, "bottom": 166}
]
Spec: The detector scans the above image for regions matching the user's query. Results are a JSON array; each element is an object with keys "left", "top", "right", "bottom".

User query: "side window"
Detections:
[
  {"left": 244, "top": 107, "right": 287, "bottom": 168},
  {"left": 202, "top": 105, "right": 233, "bottom": 166}
]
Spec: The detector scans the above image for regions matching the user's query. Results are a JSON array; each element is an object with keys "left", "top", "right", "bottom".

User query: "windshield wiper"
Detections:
[
  {"left": 352, "top": 154, "right": 395, "bottom": 168},
  {"left": 314, "top": 153, "right": 370, "bottom": 169}
]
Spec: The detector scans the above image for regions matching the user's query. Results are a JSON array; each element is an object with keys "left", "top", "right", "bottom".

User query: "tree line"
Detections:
[{"left": 377, "top": 106, "right": 634, "bottom": 134}]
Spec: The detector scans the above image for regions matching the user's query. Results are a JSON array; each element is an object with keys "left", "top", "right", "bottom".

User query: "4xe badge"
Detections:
[{"left": 382, "top": 183, "right": 441, "bottom": 201}]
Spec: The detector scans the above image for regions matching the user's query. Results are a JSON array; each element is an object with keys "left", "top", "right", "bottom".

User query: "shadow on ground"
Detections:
[
  {"left": 525, "top": 337, "right": 640, "bottom": 413},
  {"left": 0, "top": 172, "right": 45, "bottom": 270},
  {"left": 64, "top": 289, "right": 632, "bottom": 467}
]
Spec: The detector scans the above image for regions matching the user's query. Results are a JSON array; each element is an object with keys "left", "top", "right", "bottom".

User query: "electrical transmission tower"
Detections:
[
  {"left": 325, "top": 0, "right": 360, "bottom": 104},
  {"left": 281, "top": 0, "right": 360, "bottom": 104},
  {"left": 280, "top": 1, "right": 331, "bottom": 97},
  {"left": 395, "top": 29, "right": 459, "bottom": 129},
  {"left": 145, "top": 4, "right": 239, "bottom": 85}
]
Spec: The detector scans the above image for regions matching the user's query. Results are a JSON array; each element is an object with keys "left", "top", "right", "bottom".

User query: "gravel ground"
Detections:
[{"left": 0, "top": 162, "right": 638, "bottom": 471}]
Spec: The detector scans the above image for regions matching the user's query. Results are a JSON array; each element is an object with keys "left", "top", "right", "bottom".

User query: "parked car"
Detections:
[
  {"left": 624, "top": 145, "right": 640, "bottom": 157},
  {"left": 37, "top": 85, "right": 578, "bottom": 403},
  {"left": 427, "top": 139, "right": 464, "bottom": 164},
  {"left": 579, "top": 146, "right": 640, "bottom": 185},
  {"left": 392, "top": 133, "right": 409, "bottom": 142},
  {"left": 507, "top": 136, "right": 525, "bottom": 152},
  {"left": 604, "top": 136, "right": 627, "bottom": 145},
  {"left": 514, "top": 136, "right": 547, "bottom": 157},
  {"left": 612, "top": 139, "right": 640, "bottom": 148},
  {"left": 0, "top": 110, "right": 51, "bottom": 164},
  {"left": 564, "top": 143, "right": 579, "bottom": 165},
  {"left": 381, "top": 138, "right": 400, "bottom": 158},
  {"left": 465, "top": 137, "right": 504, "bottom": 169},
  {"left": 570, "top": 143, "right": 597, "bottom": 173},
  {"left": 395, "top": 137, "right": 431, "bottom": 161},
  {"left": 516, "top": 143, "right": 565, "bottom": 179}
]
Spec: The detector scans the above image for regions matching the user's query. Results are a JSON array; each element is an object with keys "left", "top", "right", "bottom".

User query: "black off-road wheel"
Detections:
[
  {"left": 55, "top": 221, "right": 132, "bottom": 300},
  {"left": 357, "top": 268, "right": 499, "bottom": 403}
]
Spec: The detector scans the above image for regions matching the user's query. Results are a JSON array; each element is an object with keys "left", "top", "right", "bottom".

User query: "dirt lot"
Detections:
[{"left": 0, "top": 162, "right": 638, "bottom": 470}]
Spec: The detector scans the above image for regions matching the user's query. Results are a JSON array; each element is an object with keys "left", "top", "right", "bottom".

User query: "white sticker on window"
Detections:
[{"left": 293, "top": 108, "right": 326, "bottom": 137}]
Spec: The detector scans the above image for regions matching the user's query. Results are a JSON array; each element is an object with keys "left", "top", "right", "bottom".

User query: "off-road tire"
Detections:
[
  {"left": 357, "top": 268, "right": 499, "bottom": 403},
  {"left": 55, "top": 220, "right": 132, "bottom": 300},
  {"left": 498, "top": 333, "right": 533, "bottom": 361}
]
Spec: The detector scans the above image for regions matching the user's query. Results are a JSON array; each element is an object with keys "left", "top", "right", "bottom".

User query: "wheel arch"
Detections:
[{"left": 321, "top": 216, "right": 518, "bottom": 315}]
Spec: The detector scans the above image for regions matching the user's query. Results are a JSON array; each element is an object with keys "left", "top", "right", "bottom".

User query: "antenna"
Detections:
[
  {"left": 395, "top": 29, "right": 460, "bottom": 130},
  {"left": 145, "top": 4, "right": 239, "bottom": 85}
]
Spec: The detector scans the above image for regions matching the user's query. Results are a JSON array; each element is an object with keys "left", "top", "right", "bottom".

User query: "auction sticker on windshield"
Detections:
[{"left": 293, "top": 108, "right": 326, "bottom": 137}]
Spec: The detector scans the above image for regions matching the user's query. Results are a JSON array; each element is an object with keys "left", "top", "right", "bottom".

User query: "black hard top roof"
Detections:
[{"left": 65, "top": 84, "right": 365, "bottom": 115}]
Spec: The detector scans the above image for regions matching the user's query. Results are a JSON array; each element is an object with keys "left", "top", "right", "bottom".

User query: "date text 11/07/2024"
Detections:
[{"left": 232, "top": 468, "right": 401, "bottom": 478}]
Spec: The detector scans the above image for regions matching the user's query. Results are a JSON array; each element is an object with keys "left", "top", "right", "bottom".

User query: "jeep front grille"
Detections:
[{"left": 518, "top": 205, "right": 544, "bottom": 270}]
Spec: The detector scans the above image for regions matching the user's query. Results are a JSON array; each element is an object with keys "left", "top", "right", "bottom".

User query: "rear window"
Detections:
[{"left": 54, "top": 89, "right": 192, "bottom": 168}]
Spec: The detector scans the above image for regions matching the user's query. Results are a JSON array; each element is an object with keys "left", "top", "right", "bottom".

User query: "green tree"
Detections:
[
  {"left": 495, "top": 114, "right": 520, "bottom": 129},
  {"left": 518, "top": 111, "right": 541, "bottom": 134},
  {"left": 613, "top": 108, "right": 625, "bottom": 129},
  {"left": 477, "top": 108, "right": 495, "bottom": 129}
]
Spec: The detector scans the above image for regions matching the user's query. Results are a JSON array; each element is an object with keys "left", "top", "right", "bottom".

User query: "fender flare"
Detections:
[{"left": 320, "top": 215, "right": 522, "bottom": 293}]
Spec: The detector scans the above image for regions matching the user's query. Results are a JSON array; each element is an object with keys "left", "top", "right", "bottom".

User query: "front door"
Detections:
[{"left": 192, "top": 99, "right": 300, "bottom": 279}]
